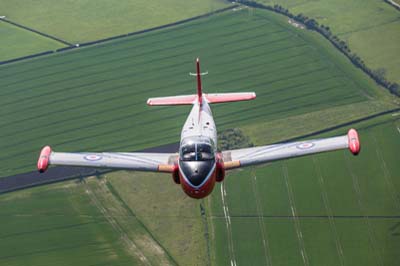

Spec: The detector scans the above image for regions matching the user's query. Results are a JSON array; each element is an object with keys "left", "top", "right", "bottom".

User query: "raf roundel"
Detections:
[
  {"left": 296, "top": 142, "right": 315, "bottom": 150},
  {"left": 84, "top": 154, "right": 103, "bottom": 161}
]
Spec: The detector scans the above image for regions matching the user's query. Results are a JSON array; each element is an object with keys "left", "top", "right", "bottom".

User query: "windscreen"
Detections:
[{"left": 181, "top": 142, "right": 214, "bottom": 161}]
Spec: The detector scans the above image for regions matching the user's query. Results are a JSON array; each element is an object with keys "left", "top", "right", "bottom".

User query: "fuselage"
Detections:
[{"left": 178, "top": 100, "right": 219, "bottom": 198}]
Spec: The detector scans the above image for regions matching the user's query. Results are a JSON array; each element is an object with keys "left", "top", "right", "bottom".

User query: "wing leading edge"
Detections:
[
  {"left": 37, "top": 146, "right": 178, "bottom": 173},
  {"left": 222, "top": 129, "right": 360, "bottom": 170}
]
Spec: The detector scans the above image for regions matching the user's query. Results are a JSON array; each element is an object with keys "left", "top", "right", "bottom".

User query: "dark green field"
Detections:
[
  {"left": 208, "top": 113, "right": 400, "bottom": 265},
  {"left": 1, "top": 7, "right": 399, "bottom": 266}
]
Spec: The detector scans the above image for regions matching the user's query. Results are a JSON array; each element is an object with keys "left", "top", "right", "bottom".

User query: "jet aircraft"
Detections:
[{"left": 38, "top": 58, "right": 360, "bottom": 199}]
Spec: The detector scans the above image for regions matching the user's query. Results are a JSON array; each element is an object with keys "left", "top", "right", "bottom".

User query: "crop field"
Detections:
[
  {"left": 0, "top": 176, "right": 190, "bottom": 265},
  {"left": 0, "top": 21, "right": 65, "bottom": 61},
  {"left": 0, "top": 0, "right": 229, "bottom": 44},
  {"left": 0, "top": 179, "right": 155, "bottom": 265},
  {"left": 0, "top": 8, "right": 396, "bottom": 177},
  {"left": 208, "top": 113, "right": 400, "bottom": 266},
  {"left": 258, "top": 0, "right": 400, "bottom": 83}
]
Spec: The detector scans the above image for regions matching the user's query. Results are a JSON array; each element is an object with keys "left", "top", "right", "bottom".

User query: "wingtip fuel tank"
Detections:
[
  {"left": 37, "top": 146, "right": 52, "bottom": 173},
  {"left": 347, "top": 129, "right": 360, "bottom": 155}
]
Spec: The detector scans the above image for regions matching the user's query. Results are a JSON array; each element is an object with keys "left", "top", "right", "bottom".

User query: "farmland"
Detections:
[
  {"left": 0, "top": 176, "right": 184, "bottom": 265},
  {"left": 0, "top": 0, "right": 229, "bottom": 44},
  {"left": 1, "top": 5, "right": 399, "bottom": 266},
  {"left": 208, "top": 112, "right": 400, "bottom": 266},
  {"left": 0, "top": 8, "right": 396, "bottom": 177},
  {"left": 257, "top": 0, "right": 400, "bottom": 84}
]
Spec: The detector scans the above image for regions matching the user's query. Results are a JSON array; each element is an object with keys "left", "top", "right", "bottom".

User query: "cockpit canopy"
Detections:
[{"left": 180, "top": 137, "right": 215, "bottom": 161}]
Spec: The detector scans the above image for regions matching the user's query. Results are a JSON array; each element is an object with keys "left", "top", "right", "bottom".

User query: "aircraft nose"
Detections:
[{"left": 179, "top": 160, "right": 215, "bottom": 186}]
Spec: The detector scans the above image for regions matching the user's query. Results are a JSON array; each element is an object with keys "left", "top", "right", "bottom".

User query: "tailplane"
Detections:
[{"left": 146, "top": 58, "right": 256, "bottom": 106}]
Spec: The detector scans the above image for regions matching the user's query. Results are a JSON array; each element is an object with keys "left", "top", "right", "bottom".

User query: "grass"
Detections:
[
  {"left": 0, "top": 8, "right": 395, "bottom": 177},
  {"left": 0, "top": 179, "right": 146, "bottom": 265},
  {"left": 0, "top": 0, "right": 229, "bottom": 44},
  {"left": 106, "top": 170, "right": 208, "bottom": 266},
  {"left": 257, "top": 0, "right": 400, "bottom": 83},
  {"left": 207, "top": 112, "right": 400, "bottom": 266},
  {"left": 0, "top": 173, "right": 206, "bottom": 265},
  {"left": 0, "top": 21, "right": 65, "bottom": 61}
]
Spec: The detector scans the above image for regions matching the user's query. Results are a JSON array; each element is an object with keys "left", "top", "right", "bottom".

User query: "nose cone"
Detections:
[{"left": 179, "top": 160, "right": 215, "bottom": 186}]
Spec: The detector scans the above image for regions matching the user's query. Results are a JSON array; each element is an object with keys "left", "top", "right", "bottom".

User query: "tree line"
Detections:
[{"left": 235, "top": 0, "right": 400, "bottom": 97}]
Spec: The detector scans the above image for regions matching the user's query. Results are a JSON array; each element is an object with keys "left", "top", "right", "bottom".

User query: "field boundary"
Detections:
[
  {"left": 0, "top": 5, "right": 238, "bottom": 66},
  {"left": 0, "top": 18, "right": 72, "bottom": 46}
]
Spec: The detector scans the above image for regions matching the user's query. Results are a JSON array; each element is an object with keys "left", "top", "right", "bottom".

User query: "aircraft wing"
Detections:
[
  {"left": 37, "top": 146, "right": 178, "bottom": 173},
  {"left": 222, "top": 129, "right": 360, "bottom": 170}
]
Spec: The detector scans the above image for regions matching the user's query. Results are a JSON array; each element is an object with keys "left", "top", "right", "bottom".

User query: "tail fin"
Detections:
[
  {"left": 196, "top": 58, "right": 202, "bottom": 104},
  {"left": 147, "top": 58, "right": 256, "bottom": 106}
]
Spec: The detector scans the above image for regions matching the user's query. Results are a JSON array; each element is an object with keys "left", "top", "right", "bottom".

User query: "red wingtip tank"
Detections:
[
  {"left": 347, "top": 129, "right": 360, "bottom": 155},
  {"left": 37, "top": 146, "right": 52, "bottom": 173}
]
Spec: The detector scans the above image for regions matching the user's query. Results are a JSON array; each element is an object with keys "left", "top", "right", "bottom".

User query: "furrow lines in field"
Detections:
[
  {"left": 251, "top": 170, "right": 272, "bottom": 266},
  {"left": 213, "top": 50, "right": 319, "bottom": 87},
  {"left": 0, "top": 106, "right": 174, "bottom": 149},
  {"left": 2, "top": 37, "right": 303, "bottom": 114},
  {"left": 0, "top": 124, "right": 178, "bottom": 163},
  {"left": 344, "top": 152, "right": 383, "bottom": 266},
  {"left": 0, "top": 73, "right": 189, "bottom": 124},
  {"left": 371, "top": 134, "right": 400, "bottom": 211},
  {"left": 282, "top": 163, "right": 309, "bottom": 266},
  {"left": 1, "top": 31, "right": 294, "bottom": 109},
  {"left": 217, "top": 84, "right": 356, "bottom": 127},
  {"left": 313, "top": 157, "right": 345, "bottom": 266},
  {"left": 1, "top": 19, "right": 280, "bottom": 91},
  {"left": 0, "top": 79, "right": 187, "bottom": 139}
]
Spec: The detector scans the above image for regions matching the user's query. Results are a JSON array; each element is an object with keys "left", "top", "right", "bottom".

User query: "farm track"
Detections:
[
  {"left": 220, "top": 183, "right": 237, "bottom": 266},
  {"left": 82, "top": 179, "right": 152, "bottom": 265},
  {"left": 250, "top": 171, "right": 272, "bottom": 266},
  {"left": 313, "top": 157, "right": 345, "bottom": 266},
  {"left": 282, "top": 163, "right": 310, "bottom": 266}
]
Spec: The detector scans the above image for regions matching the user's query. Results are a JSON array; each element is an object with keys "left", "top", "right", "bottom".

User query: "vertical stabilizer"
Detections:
[{"left": 196, "top": 58, "right": 202, "bottom": 104}]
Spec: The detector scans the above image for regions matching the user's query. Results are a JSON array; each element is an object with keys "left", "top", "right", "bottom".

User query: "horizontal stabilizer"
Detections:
[
  {"left": 147, "top": 95, "right": 197, "bottom": 106},
  {"left": 205, "top": 92, "right": 256, "bottom": 103},
  {"left": 147, "top": 92, "right": 256, "bottom": 106}
]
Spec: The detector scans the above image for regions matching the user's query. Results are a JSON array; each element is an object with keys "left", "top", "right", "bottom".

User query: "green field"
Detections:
[
  {"left": 0, "top": 175, "right": 195, "bottom": 265},
  {"left": 0, "top": 0, "right": 229, "bottom": 44},
  {"left": 0, "top": 8, "right": 396, "bottom": 177},
  {"left": 0, "top": 179, "right": 162, "bottom": 265},
  {"left": 258, "top": 0, "right": 400, "bottom": 84},
  {"left": 208, "top": 112, "right": 400, "bottom": 266},
  {"left": 1, "top": 7, "right": 399, "bottom": 266},
  {"left": 0, "top": 21, "right": 65, "bottom": 61}
]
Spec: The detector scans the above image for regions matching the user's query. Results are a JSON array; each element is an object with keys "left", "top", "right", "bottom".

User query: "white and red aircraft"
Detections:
[{"left": 38, "top": 58, "right": 360, "bottom": 199}]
